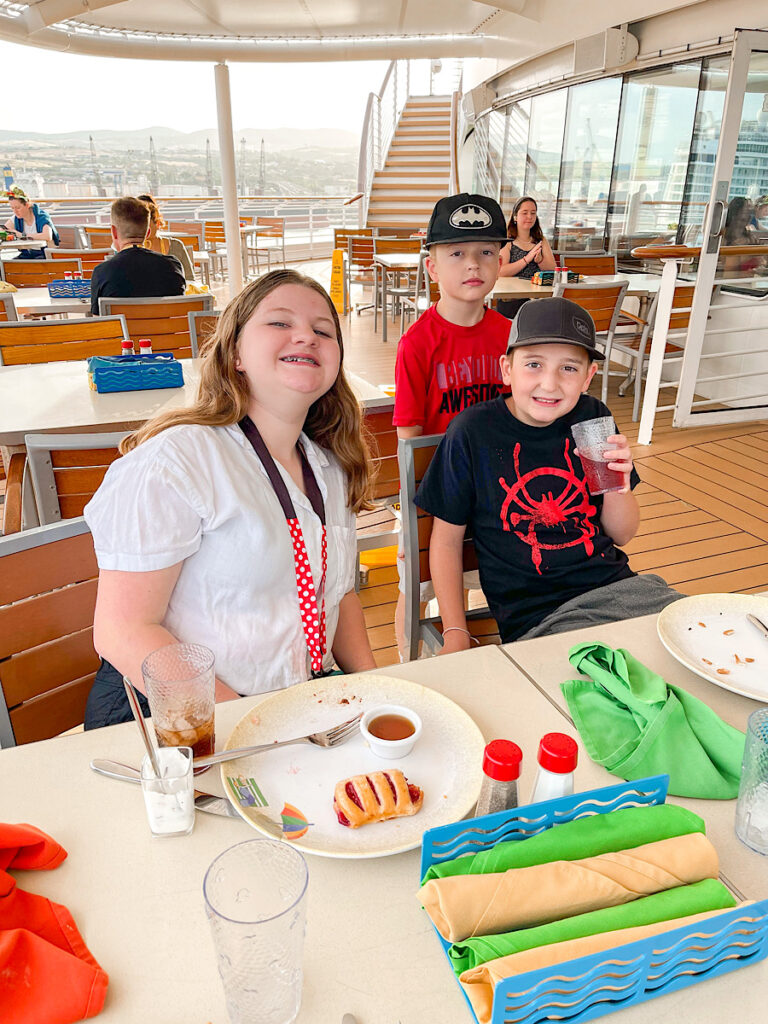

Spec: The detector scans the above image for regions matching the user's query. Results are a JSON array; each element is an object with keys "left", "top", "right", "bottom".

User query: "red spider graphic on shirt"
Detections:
[{"left": 498, "top": 440, "right": 597, "bottom": 574}]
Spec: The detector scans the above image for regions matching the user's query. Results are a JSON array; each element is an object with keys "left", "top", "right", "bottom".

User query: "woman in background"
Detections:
[
  {"left": 497, "top": 196, "right": 556, "bottom": 318},
  {"left": 4, "top": 186, "right": 59, "bottom": 259},
  {"left": 138, "top": 193, "right": 196, "bottom": 281}
]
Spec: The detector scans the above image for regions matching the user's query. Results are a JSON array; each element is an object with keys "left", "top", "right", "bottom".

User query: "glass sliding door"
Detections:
[
  {"left": 524, "top": 89, "right": 567, "bottom": 240},
  {"left": 499, "top": 99, "right": 530, "bottom": 216},
  {"left": 606, "top": 62, "right": 701, "bottom": 264},
  {"left": 555, "top": 77, "right": 622, "bottom": 252}
]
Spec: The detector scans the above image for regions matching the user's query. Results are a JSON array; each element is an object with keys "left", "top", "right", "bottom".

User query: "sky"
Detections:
[{"left": 0, "top": 40, "right": 387, "bottom": 135}]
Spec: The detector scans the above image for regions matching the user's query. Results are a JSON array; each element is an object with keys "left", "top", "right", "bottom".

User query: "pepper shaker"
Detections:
[{"left": 474, "top": 739, "right": 522, "bottom": 817}]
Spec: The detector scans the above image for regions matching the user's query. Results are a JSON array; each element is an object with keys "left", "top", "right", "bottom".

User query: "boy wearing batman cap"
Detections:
[
  {"left": 415, "top": 297, "right": 682, "bottom": 654},
  {"left": 393, "top": 193, "right": 512, "bottom": 657}
]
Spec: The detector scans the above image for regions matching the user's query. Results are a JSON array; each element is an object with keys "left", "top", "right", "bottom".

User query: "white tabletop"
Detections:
[
  {"left": 490, "top": 272, "right": 663, "bottom": 300},
  {"left": 0, "top": 359, "right": 392, "bottom": 445},
  {"left": 0, "top": 643, "right": 765, "bottom": 1023},
  {"left": 0, "top": 239, "right": 47, "bottom": 252},
  {"left": 13, "top": 285, "right": 91, "bottom": 317}
]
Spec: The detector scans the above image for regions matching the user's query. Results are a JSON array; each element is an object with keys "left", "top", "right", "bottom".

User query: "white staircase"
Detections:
[{"left": 366, "top": 96, "right": 452, "bottom": 233}]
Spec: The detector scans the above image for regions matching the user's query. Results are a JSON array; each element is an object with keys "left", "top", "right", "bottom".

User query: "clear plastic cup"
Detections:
[
  {"left": 204, "top": 839, "right": 309, "bottom": 1024},
  {"left": 571, "top": 416, "right": 624, "bottom": 496},
  {"left": 140, "top": 745, "right": 194, "bottom": 838},
  {"left": 735, "top": 708, "right": 768, "bottom": 856},
  {"left": 142, "top": 642, "right": 215, "bottom": 774}
]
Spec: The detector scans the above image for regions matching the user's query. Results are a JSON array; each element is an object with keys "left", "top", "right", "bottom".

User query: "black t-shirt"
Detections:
[
  {"left": 415, "top": 394, "right": 639, "bottom": 642},
  {"left": 90, "top": 245, "right": 186, "bottom": 316}
]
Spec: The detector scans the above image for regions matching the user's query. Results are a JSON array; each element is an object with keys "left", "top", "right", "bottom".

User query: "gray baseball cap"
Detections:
[{"left": 506, "top": 297, "right": 604, "bottom": 361}]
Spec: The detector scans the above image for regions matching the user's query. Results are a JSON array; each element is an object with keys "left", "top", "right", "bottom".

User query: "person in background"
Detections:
[
  {"left": 83, "top": 269, "right": 376, "bottom": 727},
  {"left": 89, "top": 196, "right": 185, "bottom": 316},
  {"left": 3, "top": 185, "right": 59, "bottom": 259},
  {"left": 497, "top": 196, "right": 556, "bottom": 318},
  {"left": 138, "top": 193, "right": 196, "bottom": 281},
  {"left": 722, "top": 196, "right": 765, "bottom": 276}
]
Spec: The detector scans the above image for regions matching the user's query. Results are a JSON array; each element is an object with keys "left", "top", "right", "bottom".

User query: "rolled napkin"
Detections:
[
  {"left": 561, "top": 641, "right": 745, "bottom": 799},
  {"left": 422, "top": 802, "right": 704, "bottom": 883},
  {"left": 460, "top": 904, "right": 750, "bottom": 1024},
  {"left": 448, "top": 877, "right": 735, "bottom": 974},
  {"left": 419, "top": 831, "right": 718, "bottom": 942}
]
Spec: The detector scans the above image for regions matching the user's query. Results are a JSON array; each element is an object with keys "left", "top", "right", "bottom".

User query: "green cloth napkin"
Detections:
[
  {"left": 421, "top": 803, "right": 703, "bottom": 883},
  {"left": 448, "top": 878, "right": 735, "bottom": 975},
  {"left": 561, "top": 641, "right": 746, "bottom": 800}
]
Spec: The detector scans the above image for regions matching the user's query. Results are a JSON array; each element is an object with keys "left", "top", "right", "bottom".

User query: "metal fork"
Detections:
[{"left": 192, "top": 712, "right": 363, "bottom": 769}]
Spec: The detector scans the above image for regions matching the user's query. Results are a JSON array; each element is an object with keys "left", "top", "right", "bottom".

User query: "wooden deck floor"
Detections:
[{"left": 336, "top": 278, "right": 768, "bottom": 668}]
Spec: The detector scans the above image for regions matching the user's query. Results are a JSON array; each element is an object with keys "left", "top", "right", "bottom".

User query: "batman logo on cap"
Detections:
[{"left": 449, "top": 204, "right": 492, "bottom": 229}]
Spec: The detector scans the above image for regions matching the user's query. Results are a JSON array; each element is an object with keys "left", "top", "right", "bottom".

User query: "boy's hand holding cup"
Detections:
[{"left": 571, "top": 416, "right": 633, "bottom": 496}]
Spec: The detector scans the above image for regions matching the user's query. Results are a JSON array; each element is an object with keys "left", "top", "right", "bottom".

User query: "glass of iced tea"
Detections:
[
  {"left": 142, "top": 643, "right": 215, "bottom": 775},
  {"left": 571, "top": 416, "right": 625, "bottom": 496}
]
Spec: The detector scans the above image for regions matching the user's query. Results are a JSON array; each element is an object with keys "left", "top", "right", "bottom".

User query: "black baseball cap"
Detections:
[
  {"left": 425, "top": 193, "right": 508, "bottom": 247},
  {"left": 506, "top": 297, "right": 605, "bottom": 361}
]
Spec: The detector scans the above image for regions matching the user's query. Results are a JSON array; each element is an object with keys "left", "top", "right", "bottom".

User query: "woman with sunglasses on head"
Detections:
[{"left": 4, "top": 186, "right": 60, "bottom": 259}]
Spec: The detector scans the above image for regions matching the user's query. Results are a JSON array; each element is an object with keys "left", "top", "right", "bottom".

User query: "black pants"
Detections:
[
  {"left": 496, "top": 297, "right": 530, "bottom": 320},
  {"left": 84, "top": 659, "right": 151, "bottom": 730}
]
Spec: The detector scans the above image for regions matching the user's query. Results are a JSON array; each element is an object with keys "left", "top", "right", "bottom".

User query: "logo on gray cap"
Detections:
[
  {"left": 573, "top": 315, "right": 591, "bottom": 339},
  {"left": 448, "top": 204, "right": 493, "bottom": 230}
]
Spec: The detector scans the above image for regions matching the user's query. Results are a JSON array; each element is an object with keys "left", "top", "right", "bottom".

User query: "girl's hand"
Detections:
[
  {"left": 527, "top": 242, "right": 543, "bottom": 265},
  {"left": 605, "top": 434, "right": 633, "bottom": 493},
  {"left": 532, "top": 243, "right": 545, "bottom": 264}
]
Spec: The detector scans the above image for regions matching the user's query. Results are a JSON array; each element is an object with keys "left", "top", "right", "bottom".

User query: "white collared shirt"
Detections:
[{"left": 84, "top": 423, "right": 357, "bottom": 695}]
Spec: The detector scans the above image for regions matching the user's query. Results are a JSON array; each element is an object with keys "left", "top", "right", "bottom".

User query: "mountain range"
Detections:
[{"left": 0, "top": 125, "right": 358, "bottom": 151}]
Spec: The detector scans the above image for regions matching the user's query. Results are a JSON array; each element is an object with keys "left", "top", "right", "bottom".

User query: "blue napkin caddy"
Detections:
[
  {"left": 48, "top": 279, "right": 91, "bottom": 299},
  {"left": 87, "top": 353, "right": 184, "bottom": 393}
]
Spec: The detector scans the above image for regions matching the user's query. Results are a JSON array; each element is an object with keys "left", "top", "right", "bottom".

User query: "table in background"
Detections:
[
  {"left": 13, "top": 286, "right": 92, "bottom": 318},
  {"left": 0, "top": 640, "right": 765, "bottom": 1023},
  {"left": 490, "top": 272, "right": 662, "bottom": 314},
  {"left": 0, "top": 359, "right": 392, "bottom": 447},
  {"left": 0, "top": 239, "right": 47, "bottom": 258},
  {"left": 374, "top": 252, "right": 421, "bottom": 343}
]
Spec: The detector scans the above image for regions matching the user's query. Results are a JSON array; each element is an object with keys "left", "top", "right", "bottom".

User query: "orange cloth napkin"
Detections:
[{"left": 0, "top": 823, "right": 109, "bottom": 1024}]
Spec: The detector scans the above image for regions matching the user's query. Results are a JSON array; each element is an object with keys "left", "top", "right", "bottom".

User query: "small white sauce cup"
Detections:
[{"left": 360, "top": 704, "right": 422, "bottom": 760}]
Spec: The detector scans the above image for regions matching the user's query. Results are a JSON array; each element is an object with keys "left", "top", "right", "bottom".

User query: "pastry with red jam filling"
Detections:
[{"left": 334, "top": 770, "right": 423, "bottom": 828}]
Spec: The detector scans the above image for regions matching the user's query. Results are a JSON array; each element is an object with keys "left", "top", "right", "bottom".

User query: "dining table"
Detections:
[
  {"left": 0, "top": 358, "right": 394, "bottom": 448},
  {"left": 1, "top": 613, "right": 766, "bottom": 1023},
  {"left": 11, "top": 285, "right": 92, "bottom": 318},
  {"left": 0, "top": 239, "right": 48, "bottom": 256},
  {"left": 489, "top": 272, "right": 662, "bottom": 317},
  {"left": 374, "top": 252, "right": 422, "bottom": 343}
]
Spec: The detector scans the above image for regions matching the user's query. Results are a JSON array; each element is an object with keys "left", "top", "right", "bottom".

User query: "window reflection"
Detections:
[
  {"left": 499, "top": 99, "right": 530, "bottom": 214},
  {"left": 524, "top": 90, "right": 567, "bottom": 237}
]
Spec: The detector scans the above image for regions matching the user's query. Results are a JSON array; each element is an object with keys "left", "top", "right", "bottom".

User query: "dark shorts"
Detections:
[
  {"left": 517, "top": 573, "right": 684, "bottom": 641},
  {"left": 84, "top": 659, "right": 151, "bottom": 730},
  {"left": 496, "top": 297, "right": 529, "bottom": 320}
]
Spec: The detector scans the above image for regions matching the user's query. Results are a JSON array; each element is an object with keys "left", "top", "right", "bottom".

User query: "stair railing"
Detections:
[{"left": 356, "top": 59, "right": 411, "bottom": 225}]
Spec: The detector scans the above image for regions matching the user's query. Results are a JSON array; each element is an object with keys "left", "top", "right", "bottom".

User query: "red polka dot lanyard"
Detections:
[{"left": 239, "top": 416, "right": 328, "bottom": 678}]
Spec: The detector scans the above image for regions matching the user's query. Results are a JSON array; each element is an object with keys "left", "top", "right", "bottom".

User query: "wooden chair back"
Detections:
[
  {"left": 373, "top": 238, "right": 422, "bottom": 256},
  {"left": 348, "top": 236, "right": 376, "bottom": 274},
  {"left": 356, "top": 405, "right": 401, "bottom": 557},
  {"left": 254, "top": 217, "right": 284, "bottom": 240},
  {"left": 98, "top": 294, "right": 214, "bottom": 358},
  {"left": 55, "top": 225, "right": 86, "bottom": 249},
  {"left": 188, "top": 309, "right": 220, "bottom": 354},
  {"left": 0, "top": 292, "right": 18, "bottom": 322},
  {"left": 0, "top": 518, "right": 100, "bottom": 747},
  {"left": 333, "top": 227, "right": 373, "bottom": 253},
  {"left": 167, "top": 221, "right": 204, "bottom": 247},
  {"left": 1, "top": 452, "right": 25, "bottom": 535},
  {"left": 0, "top": 316, "right": 129, "bottom": 366},
  {"left": 1, "top": 258, "right": 82, "bottom": 288},
  {"left": 26, "top": 432, "right": 126, "bottom": 524},
  {"left": 203, "top": 220, "right": 246, "bottom": 248},
  {"left": 51, "top": 248, "right": 111, "bottom": 279},
  {"left": 85, "top": 227, "right": 113, "bottom": 248},
  {"left": 554, "top": 253, "right": 617, "bottom": 276},
  {"left": 398, "top": 435, "right": 499, "bottom": 661},
  {"left": 553, "top": 280, "right": 629, "bottom": 335}
]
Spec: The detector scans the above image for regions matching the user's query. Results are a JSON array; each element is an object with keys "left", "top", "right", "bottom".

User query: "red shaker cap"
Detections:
[
  {"left": 537, "top": 733, "right": 578, "bottom": 773},
  {"left": 482, "top": 739, "right": 522, "bottom": 782}
]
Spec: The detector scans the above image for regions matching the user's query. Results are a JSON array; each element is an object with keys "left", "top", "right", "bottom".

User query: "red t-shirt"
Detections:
[{"left": 393, "top": 304, "right": 512, "bottom": 435}]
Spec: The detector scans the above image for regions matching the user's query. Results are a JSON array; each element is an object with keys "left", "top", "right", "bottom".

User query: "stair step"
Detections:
[
  {"left": 385, "top": 158, "right": 451, "bottom": 168},
  {"left": 396, "top": 127, "right": 449, "bottom": 136},
  {"left": 371, "top": 182, "right": 447, "bottom": 191},
  {"left": 399, "top": 116, "right": 451, "bottom": 126},
  {"left": 375, "top": 169, "right": 450, "bottom": 179}
]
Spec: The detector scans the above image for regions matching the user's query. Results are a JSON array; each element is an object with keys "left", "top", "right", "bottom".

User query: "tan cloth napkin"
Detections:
[
  {"left": 419, "top": 832, "right": 718, "bottom": 942},
  {"left": 459, "top": 904, "right": 749, "bottom": 1024}
]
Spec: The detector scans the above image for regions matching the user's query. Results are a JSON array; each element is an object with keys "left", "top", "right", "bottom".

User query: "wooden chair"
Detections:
[
  {"left": 0, "top": 292, "right": 18, "bottom": 322},
  {"left": 1, "top": 452, "right": 24, "bottom": 535},
  {"left": 25, "top": 432, "right": 126, "bottom": 524},
  {"left": 84, "top": 227, "right": 114, "bottom": 248},
  {"left": 188, "top": 308, "right": 220, "bottom": 354},
  {"left": 0, "top": 315, "right": 129, "bottom": 366},
  {"left": 98, "top": 294, "right": 214, "bottom": 358},
  {"left": 356, "top": 405, "right": 401, "bottom": 565},
  {"left": 55, "top": 225, "right": 86, "bottom": 249},
  {"left": 607, "top": 284, "right": 696, "bottom": 420},
  {"left": 398, "top": 435, "right": 499, "bottom": 662},
  {"left": 0, "top": 258, "right": 82, "bottom": 288},
  {"left": 167, "top": 221, "right": 204, "bottom": 248},
  {"left": 552, "top": 280, "right": 629, "bottom": 403},
  {"left": 400, "top": 253, "right": 439, "bottom": 333},
  {"left": 373, "top": 237, "right": 422, "bottom": 329},
  {"left": 347, "top": 235, "right": 377, "bottom": 315},
  {"left": 245, "top": 217, "right": 286, "bottom": 275},
  {"left": 0, "top": 517, "right": 100, "bottom": 747},
  {"left": 203, "top": 220, "right": 246, "bottom": 279},
  {"left": 333, "top": 227, "right": 373, "bottom": 253},
  {"left": 553, "top": 253, "right": 617, "bottom": 276},
  {"left": 51, "top": 248, "right": 111, "bottom": 279}
]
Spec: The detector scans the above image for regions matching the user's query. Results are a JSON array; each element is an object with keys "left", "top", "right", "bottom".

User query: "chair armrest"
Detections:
[
  {"left": 618, "top": 309, "right": 647, "bottom": 326},
  {"left": 2, "top": 452, "right": 26, "bottom": 535}
]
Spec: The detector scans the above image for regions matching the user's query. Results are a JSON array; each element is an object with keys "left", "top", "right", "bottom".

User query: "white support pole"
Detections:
[
  {"left": 637, "top": 257, "right": 680, "bottom": 446},
  {"left": 214, "top": 62, "right": 244, "bottom": 294}
]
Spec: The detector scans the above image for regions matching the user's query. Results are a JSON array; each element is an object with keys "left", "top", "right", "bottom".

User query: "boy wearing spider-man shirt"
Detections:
[{"left": 415, "top": 297, "right": 682, "bottom": 655}]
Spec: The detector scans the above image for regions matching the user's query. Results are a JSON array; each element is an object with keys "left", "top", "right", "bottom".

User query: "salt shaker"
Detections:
[
  {"left": 474, "top": 739, "right": 522, "bottom": 817},
  {"left": 529, "top": 733, "right": 578, "bottom": 804}
]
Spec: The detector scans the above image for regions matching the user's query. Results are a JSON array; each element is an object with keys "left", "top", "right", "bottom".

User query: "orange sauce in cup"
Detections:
[{"left": 367, "top": 714, "right": 415, "bottom": 741}]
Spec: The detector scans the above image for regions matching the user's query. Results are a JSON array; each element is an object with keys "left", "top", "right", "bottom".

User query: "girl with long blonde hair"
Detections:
[{"left": 84, "top": 269, "right": 376, "bottom": 728}]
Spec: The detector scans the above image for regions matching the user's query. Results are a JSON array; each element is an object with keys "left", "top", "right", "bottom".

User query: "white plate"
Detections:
[
  {"left": 657, "top": 593, "right": 768, "bottom": 702},
  {"left": 220, "top": 674, "right": 486, "bottom": 859}
]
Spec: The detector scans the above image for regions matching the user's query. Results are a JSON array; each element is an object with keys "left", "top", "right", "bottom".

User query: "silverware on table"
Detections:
[
  {"left": 191, "top": 712, "right": 363, "bottom": 769},
  {"left": 747, "top": 613, "right": 768, "bottom": 640}
]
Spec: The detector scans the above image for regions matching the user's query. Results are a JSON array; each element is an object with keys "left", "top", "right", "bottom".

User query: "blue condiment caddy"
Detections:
[
  {"left": 48, "top": 279, "right": 90, "bottom": 299},
  {"left": 87, "top": 352, "right": 184, "bottom": 393},
  {"left": 420, "top": 775, "right": 768, "bottom": 1024}
]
